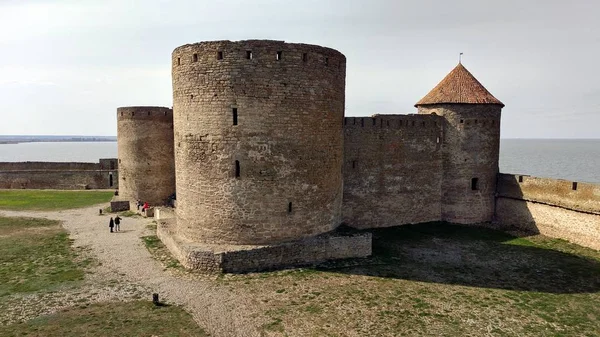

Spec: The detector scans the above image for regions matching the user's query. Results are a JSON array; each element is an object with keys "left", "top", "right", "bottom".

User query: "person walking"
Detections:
[
  {"left": 109, "top": 217, "right": 115, "bottom": 233},
  {"left": 114, "top": 216, "right": 121, "bottom": 232}
]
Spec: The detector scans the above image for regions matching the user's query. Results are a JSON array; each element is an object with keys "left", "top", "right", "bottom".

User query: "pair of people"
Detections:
[
  {"left": 136, "top": 200, "right": 150, "bottom": 212},
  {"left": 108, "top": 216, "right": 122, "bottom": 232}
]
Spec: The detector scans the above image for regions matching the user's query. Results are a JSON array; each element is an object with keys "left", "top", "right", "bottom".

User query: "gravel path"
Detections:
[{"left": 0, "top": 204, "right": 266, "bottom": 337}]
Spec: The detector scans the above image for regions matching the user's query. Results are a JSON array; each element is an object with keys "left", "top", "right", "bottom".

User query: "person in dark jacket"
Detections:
[
  {"left": 114, "top": 216, "right": 121, "bottom": 232},
  {"left": 109, "top": 217, "right": 114, "bottom": 233}
]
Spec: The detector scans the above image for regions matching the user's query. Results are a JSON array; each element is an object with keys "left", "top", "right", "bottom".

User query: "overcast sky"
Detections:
[{"left": 0, "top": 0, "right": 598, "bottom": 138}]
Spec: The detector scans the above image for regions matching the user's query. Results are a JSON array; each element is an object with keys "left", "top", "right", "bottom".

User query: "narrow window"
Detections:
[
  {"left": 518, "top": 175, "right": 523, "bottom": 183},
  {"left": 109, "top": 173, "right": 113, "bottom": 187},
  {"left": 475, "top": 119, "right": 478, "bottom": 124},
  {"left": 177, "top": 58, "right": 181, "bottom": 65},
  {"left": 235, "top": 160, "right": 240, "bottom": 178},
  {"left": 147, "top": 111, "right": 151, "bottom": 116},
  {"left": 372, "top": 118, "right": 376, "bottom": 126},
  {"left": 288, "top": 202, "right": 293, "bottom": 213},
  {"left": 325, "top": 57, "right": 329, "bottom": 66},
  {"left": 352, "top": 160, "right": 357, "bottom": 169},
  {"left": 232, "top": 108, "right": 238, "bottom": 125},
  {"left": 120, "top": 112, "right": 123, "bottom": 116},
  {"left": 422, "top": 121, "right": 426, "bottom": 126},
  {"left": 386, "top": 120, "right": 390, "bottom": 127},
  {"left": 361, "top": 118, "right": 364, "bottom": 127},
  {"left": 572, "top": 182, "right": 578, "bottom": 190},
  {"left": 246, "top": 51, "right": 253, "bottom": 59},
  {"left": 276, "top": 51, "right": 282, "bottom": 60},
  {"left": 164, "top": 111, "right": 167, "bottom": 116},
  {"left": 217, "top": 51, "right": 223, "bottom": 60},
  {"left": 192, "top": 53, "right": 198, "bottom": 62},
  {"left": 352, "top": 118, "right": 356, "bottom": 125},
  {"left": 132, "top": 112, "right": 135, "bottom": 116},
  {"left": 190, "top": 94, "right": 194, "bottom": 100},
  {"left": 302, "top": 53, "right": 308, "bottom": 62},
  {"left": 471, "top": 178, "right": 479, "bottom": 191},
  {"left": 460, "top": 119, "right": 464, "bottom": 124},
  {"left": 118, "top": 159, "right": 121, "bottom": 163}
]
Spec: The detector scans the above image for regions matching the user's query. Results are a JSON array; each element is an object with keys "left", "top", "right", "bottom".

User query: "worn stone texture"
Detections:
[
  {"left": 342, "top": 115, "right": 444, "bottom": 228},
  {"left": 497, "top": 173, "right": 600, "bottom": 214},
  {"left": 0, "top": 160, "right": 118, "bottom": 189},
  {"left": 172, "top": 40, "right": 346, "bottom": 245},
  {"left": 117, "top": 106, "right": 175, "bottom": 206},
  {"left": 157, "top": 220, "right": 371, "bottom": 273},
  {"left": 418, "top": 104, "right": 502, "bottom": 224},
  {"left": 495, "top": 197, "right": 600, "bottom": 250},
  {"left": 110, "top": 200, "right": 130, "bottom": 212}
]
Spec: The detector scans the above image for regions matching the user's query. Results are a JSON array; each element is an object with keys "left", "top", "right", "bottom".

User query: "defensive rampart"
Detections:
[
  {"left": 0, "top": 159, "right": 118, "bottom": 190},
  {"left": 494, "top": 173, "right": 600, "bottom": 250},
  {"left": 343, "top": 114, "right": 444, "bottom": 228}
]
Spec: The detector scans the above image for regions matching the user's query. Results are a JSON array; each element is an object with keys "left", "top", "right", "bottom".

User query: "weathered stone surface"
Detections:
[
  {"left": 0, "top": 159, "right": 118, "bottom": 189},
  {"left": 110, "top": 200, "right": 130, "bottom": 212},
  {"left": 117, "top": 106, "right": 175, "bottom": 206},
  {"left": 157, "top": 220, "right": 371, "bottom": 273},
  {"left": 172, "top": 40, "right": 346, "bottom": 245},
  {"left": 497, "top": 173, "right": 600, "bottom": 214},
  {"left": 495, "top": 197, "right": 600, "bottom": 250},
  {"left": 418, "top": 104, "right": 502, "bottom": 224},
  {"left": 343, "top": 115, "right": 444, "bottom": 228}
]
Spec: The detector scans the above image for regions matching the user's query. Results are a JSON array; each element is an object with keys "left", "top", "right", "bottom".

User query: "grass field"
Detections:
[
  {"left": 0, "top": 301, "right": 207, "bottom": 337},
  {"left": 0, "top": 190, "right": 113, "bottom": 211},
  {"left": 212, "top": 223, "right": 600, "bottom": 336},
  {"left": 0, "top": 216, "right": 88, "bottom": 297}
]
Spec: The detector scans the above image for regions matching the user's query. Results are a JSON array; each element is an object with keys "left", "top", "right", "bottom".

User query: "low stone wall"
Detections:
[
  {"left": 495, "top": 174, "right": 600, "bottom": 250},
  {"left": 157, "top": 220, "right": 372, "bottom": 273},
  {"left": 110, "top": 200, "right": 130, "bottom": 212},
  {"left": 0, "top": 159, "right": 118, "bottom": 190}
]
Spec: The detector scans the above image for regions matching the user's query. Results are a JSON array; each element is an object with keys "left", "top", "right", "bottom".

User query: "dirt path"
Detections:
[{"left": 0, "top": 204, "right": 265, "bottom": 337}]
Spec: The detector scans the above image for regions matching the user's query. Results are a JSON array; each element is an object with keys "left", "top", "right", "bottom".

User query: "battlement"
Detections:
[
  {"left": 116, "top": 106, "right": 172, "bottom": 121},
  {"left": 344, "top": 114, "right": 442, "bottom": 129},
  {"left": 172, "top": 39, "right": 345, "bottom": 70},
  {"left": 497, "top": 173, "right": 600, "bottom": 214}
]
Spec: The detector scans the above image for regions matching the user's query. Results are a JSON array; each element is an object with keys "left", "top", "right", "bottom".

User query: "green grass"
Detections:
[
  {"left": 0, "top": 190, "right": 113, "bottom": 211},
  {"left": 0, "top": 301, "right": 207, "bottom": 337},
  {"left": 141, "top": 235, "right": 183, "bottom": 270},
  {"left": 0, "top": 217, "right": 89, "bottom": 297},
  {"left": 220, "top": 223, "right": 600, "bottom": 336}
]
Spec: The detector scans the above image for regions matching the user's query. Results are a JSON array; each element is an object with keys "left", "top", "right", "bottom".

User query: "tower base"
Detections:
[{"left": 156, "top": 219, "right": 371, "bottom": 273}]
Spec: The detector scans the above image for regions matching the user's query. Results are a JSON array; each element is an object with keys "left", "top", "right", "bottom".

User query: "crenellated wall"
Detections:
[
  {"left": 0, "top": 159, "right": 118, "bottom": 190},
  {"left": 494, "top": 174, "right": 600, "bottom": 250},
  {"left": 342, "top": 114, "right": 444, "bottom": 228}
]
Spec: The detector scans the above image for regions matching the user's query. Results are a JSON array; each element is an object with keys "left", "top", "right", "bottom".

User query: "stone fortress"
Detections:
[{"left": 110, "top": 39, "right": 598, "bottom": 272}]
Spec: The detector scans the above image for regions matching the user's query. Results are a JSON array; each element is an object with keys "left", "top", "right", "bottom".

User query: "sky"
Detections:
[{"left": 0, "top": 0, "right": 598, "bottom": 138}]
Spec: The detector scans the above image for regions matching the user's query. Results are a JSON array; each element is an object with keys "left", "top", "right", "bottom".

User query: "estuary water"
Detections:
[{"left": 0, "top": 139, "right": 598, "bottom": 184}]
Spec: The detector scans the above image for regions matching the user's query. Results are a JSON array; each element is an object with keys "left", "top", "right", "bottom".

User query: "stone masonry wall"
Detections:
[
  {"left": 117, "top": 106, "right": 175, "bottom": 205},
  {"left": 0, "top": 160, "right": 117, "bottom": 189},
  {"left": 418, "top": 104, "right": 502, "bottom": 224},
  {"left": 342, "top": 114, "right": 443, "bottom": 229},
  {"left": 172, "top": 40, "right": 346, "bottom": 245},
  {"left": 494, "top": 174, "right": 600, "bottom": 250}
]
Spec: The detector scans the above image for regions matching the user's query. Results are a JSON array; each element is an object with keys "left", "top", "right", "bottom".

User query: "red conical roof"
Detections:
[{"left": 415, "top": 63, "right": 504, "bottom": 107}]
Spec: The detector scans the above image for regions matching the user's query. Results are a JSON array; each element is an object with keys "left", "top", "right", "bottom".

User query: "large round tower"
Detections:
[
  {"left": 171, "top": 40, "right": 346, "bottom": 245},
  {"left": 416, "top": 63, "right": 504, "bottom": 223},
  {"left": 117, "top": 106, "right": 175, "bottom": 205}
]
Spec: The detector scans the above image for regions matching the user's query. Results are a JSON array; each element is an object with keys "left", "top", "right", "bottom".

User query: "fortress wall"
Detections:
[
  {"left": 0, "top": 170, "right": 116, "bottom": 189},
  {"left": 117, "top": 106, "right": 175, "bottom": 205},
  {"left": 172, "top": 40, "right": 346, "bottom": 245},
  {"left": 0, "top": 160, "right": 118, "bottom": 189},
  {"left": 0, "top": 162, "right": 100, "bottom": 171},
  {"left": 495, "top": 174, "right": 600, "bottom": 250},
  {"left": 342, "top": 114, "right": 444, "bottom": 229}
]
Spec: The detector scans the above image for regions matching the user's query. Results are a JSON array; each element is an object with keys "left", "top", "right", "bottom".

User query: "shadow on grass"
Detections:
[{"left": 321, "top": 223, "right": 600, "bottom": 294}]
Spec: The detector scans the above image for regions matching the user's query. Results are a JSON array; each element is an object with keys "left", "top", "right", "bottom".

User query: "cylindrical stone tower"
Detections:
[
  {"left": 117, "top": 106, "right": 175, "bottom": 205},
  {"left": 416, "top": 63, "right": 504, "bottom": 223},
  {"left": 172, "top": 40, "right": 346, "bottom": 245}
]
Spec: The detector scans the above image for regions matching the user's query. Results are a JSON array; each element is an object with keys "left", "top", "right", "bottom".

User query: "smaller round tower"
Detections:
[
  {"left": 117, "top": 106, "right": 175, "bottom": 205},
  {"left": 416, "top": 63, "right": 504, "bottom": 223}
]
